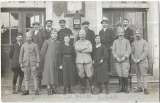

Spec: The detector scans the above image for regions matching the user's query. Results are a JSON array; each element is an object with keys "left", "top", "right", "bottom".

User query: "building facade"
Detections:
[{"left": 1, "top": 1, "right": 159, "bottom": 81}]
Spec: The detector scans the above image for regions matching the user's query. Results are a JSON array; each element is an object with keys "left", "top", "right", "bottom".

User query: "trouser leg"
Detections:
[
  {"left": 97, "top": 82, "right": 103, "bottom": 93},
  {"left": 77, "top": 63, "right": 86, "bottom": 93},
  {"left": 84, "top": 63, "right": 94, "bottom": 93},
  {"left": 31, "top": 66, "right": 39, "bottom": 91},
  {"left": 136, "top": 64, "right": 142, "bottom": 88},
  {"left": 18, "top": 68, "right": 24, "bottom": 90},
  {"left": 115, "top": 63, "right": 123, "bottom": 92},
  {"left": 104, "top": 81, "right": 109, "bottom": 94},
  {"left": 23, "top": 67, "right": 30, "bottom": 91},
  {"left": 38, "top": 71, "right": 42, "bottom": 90},
  {"left": 122, "top": 63, "right": 130, "bottom": 93},
  {"left": 139, "top": 63, "right": 148, "bottom": 90},
  {"left": 117, "top": 77, "right": 123, "bottom": 92},
  {"left": 124, "top": 77, "right": 129, "bottom": 93},
  {"left": 12, "top": 69, "right": 18, "bottom": 90}
]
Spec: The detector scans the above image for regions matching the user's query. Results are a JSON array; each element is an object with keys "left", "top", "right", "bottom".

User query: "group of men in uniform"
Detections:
[{"left": 9, "top": 17, "right": 149, "bottom": 95}]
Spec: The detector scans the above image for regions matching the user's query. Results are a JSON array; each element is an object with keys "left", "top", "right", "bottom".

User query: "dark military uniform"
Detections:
[
  {"left": 99, "top": 28, "right": 116, "bottom": 72},
  {"left": 124, "top": 27, "right": 134, "bottom": 43},
  {"left": 57, "top": 28, "right": 73, "bottom": 44}
]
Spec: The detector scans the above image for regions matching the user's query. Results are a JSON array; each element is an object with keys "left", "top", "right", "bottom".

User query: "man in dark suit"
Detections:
[
  {"left": 99, "top": 17, "right": 116, "bottom": 72},
  {"left": 43, "top": 20, "right": 53, "bottom": 40},
  {"left": 81, "top": 21, "right": 95, "bottom": 46},
  {"left": 9, "top": 33, "right": 24, "bottom": 94},
  {"left": 123, "top": 18, "right": 134, "bottom": 43},
  {"left": 31, "top": 22, "right": 44, "bottom": 50},
  {"left": 57, "top": 19, "right": 73, "bottom": 44},
  {"left": 99, "top": 17, "right": 115, "bottom": 49}
]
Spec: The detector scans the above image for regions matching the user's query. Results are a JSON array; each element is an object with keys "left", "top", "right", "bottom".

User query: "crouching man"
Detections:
[{"left": 131, "top": 30, "right": 149, "bottom": 95}]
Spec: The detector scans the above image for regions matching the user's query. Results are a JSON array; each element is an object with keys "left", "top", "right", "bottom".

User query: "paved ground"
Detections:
[{"left": 1, "top": 72, "right": 159, "bottom": 102}]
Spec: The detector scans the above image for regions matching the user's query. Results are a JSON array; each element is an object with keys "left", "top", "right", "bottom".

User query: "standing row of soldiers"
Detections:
[{"left": 9, "top": 17, "right": 149, "bottom": 95}]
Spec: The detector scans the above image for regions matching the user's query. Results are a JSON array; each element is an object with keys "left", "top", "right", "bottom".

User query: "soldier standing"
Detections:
[
  {"left": 131, "top": 30, "right": 149, "bottom": 94},
  {"left": 112, "top": 27, "right": 131, "bottom": 93}
]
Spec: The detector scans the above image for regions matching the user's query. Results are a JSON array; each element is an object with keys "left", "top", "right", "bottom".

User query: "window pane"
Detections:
[
  {"left": 10, "top": 13, "right": 19, "bottom": 28},
  {"left": 1, "top": 12, "right": 9, "bottom": 27},
  {"left": 1, "top": 12, "right": 10, "bottom": 44}
]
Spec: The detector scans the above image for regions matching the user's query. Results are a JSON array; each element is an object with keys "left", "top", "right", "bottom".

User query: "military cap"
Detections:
[
  {"left": 82, "top": 21, "right": 90, "bottom": 25},
  {"left": 45, "top": 20, "right": 53, "bottom": 24},
  {"left": 59, "top": 19, "right": 66, "bottom": 24},
  {"left": 101, "top": 17, "right": 109, "bottom": 24}
]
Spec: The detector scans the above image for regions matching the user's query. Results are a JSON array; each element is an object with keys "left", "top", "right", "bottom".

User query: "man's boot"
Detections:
[
  {"left": 35, "top": 89, "right": 40, "bottom": 95},
  {"left": 88, "top": 78, "right": 94, "bottom": 94},
  {"left": 117, "top": 77, "right": 123, "bottom": 93},
  {"left": 98, "top": 83, "right": 103, "bottom": 93},
  {"left": 63, "top": 87, "right": 67, "bottom": 94},
  {"left": 17, "top": 85, "right": 22, "bottom": 93},
  {"left": 80, "top": 78, "right": 86, "bottom": 93},
  {"left": 22, "top": 90, "right": 29, "bottom": 95},
  {"left": 134, "top": 87, "right": 143, "bottom": 93},
  {"left": 104, "top": 82, "right": 109, "bottom": 94},
  {"left": 144, "top": 88, "right": 149, "bottom": 95},
  {"left": 124, "top": 77, "right": 129, "bottom": 93},
  {"left": 38, "top": 80, "right": 41, "bottom": 90},
  {"left": 12, "top": 85, "right": 17, "bottom": 94},
  {"left": 68, "top": 85, "right": 73, "bottom": 93}
]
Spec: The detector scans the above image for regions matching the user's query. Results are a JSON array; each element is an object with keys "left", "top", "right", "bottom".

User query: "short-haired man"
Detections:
[
  {"left": 123, "top": 19, "right": 134, "bottom": 43},
  {"left": 75, "top": 29, "right": 94, "bottom": 93},
  {"left": 9, "top": 33, "right": 24, "bottom": 94},
  {"left": 131, "top": 30, "right": 149, "bottom": 95},
  {"left": 112, "top": 27, "right": 131, "bottom": 93},
  {"left": 19, "top": 32, "right": 40, "bottom": 95}
]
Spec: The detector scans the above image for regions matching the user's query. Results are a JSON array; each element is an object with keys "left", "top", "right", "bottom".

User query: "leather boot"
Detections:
[
  {"left": 35, "top": 89, "right": 39, "bottom": 95},
  {"left": 17, "top": 85, "right": 22, "bottom": 93},
  {"left": 80, "top": 78, "right": 86, "bottom": 93},
  {"left": 117, "top": 77, "right": 123, "bottom": 93},
  {"left": 144, "top": 88, "right": 149, "bottom": 95},
  {"left": 124, "top": 77, "right": 129, "bottom": 93},
  {"left": 12, "top": 85, "right": 17, "bottom": 94},
  {"left": 104, "top": 82, "right": 109, "bottom": 94},
  {"left": 22, "top": 90, "right": 29, "bottom": 95},
  {"left": 98, "top": 83, "right": 103, "bottom": 93},
  {"left": 63, "top": 87, "right": 67, "bottom": 94},
  {"left": 88, "top": 78, "right": 94, "bottom": 94}
]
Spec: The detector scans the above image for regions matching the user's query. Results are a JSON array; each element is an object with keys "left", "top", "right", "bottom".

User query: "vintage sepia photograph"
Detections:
[{"left": 0, "top": 0, "right": 159, "bottom": 102}]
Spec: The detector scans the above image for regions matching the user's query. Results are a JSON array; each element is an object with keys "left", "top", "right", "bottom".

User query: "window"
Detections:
[
  {"left": 1, "top": 9, "right": 45, "bottom": 45},
  {"left": 1, "top": 12, "right": 19, "bottom": 44},
  {"left": 1, "top": 12, "right": 10, "bottom": 44},
  {"left": 103, "top": 8, "right": 148, "bottom": 40}
]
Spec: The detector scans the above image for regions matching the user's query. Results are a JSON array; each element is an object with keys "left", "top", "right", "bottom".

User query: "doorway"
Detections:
[{"left": 1, "top": 8, "right": 45, "bottom": 77}]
